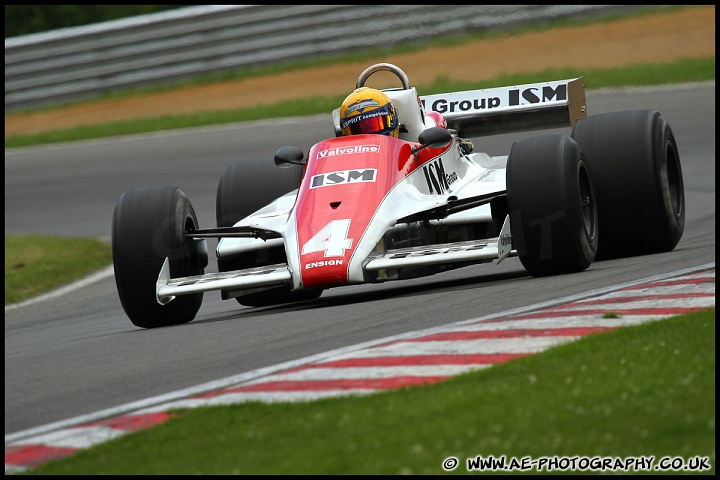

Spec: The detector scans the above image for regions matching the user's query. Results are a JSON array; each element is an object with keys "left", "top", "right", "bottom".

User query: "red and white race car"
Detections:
[{"left": 112, "top": 63, "right": 685, "bottom": 329}]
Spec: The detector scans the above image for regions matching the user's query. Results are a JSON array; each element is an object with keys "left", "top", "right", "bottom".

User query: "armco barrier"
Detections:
[{"left": 5, "top": 5, "right": 661, "bottom": 111}]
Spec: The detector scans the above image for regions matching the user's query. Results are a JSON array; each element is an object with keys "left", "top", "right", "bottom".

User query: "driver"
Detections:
[{"left": 339, "top": 87, "right": 399, "bottom": 137}]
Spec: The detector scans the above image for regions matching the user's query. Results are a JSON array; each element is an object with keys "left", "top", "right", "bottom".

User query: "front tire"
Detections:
[
  {"left": 507, "top": 134, "right": 598, "bottom": 277},
  {"left": 112, "top": 186, "right": 204, "bottom": 328},
  {"left": 572, "top": 110, "right": 684, "bottom": 260}
]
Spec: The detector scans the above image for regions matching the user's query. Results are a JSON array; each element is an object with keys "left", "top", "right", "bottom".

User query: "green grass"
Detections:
[
  {"left": 26, "top": 308, "right": 715, "bottom": 474},
  {"left": 4, "top": 235, "right": 112, "bottom": 305},
  {"left": 5, "top": 57, "right": 715, "bottom": 149}
]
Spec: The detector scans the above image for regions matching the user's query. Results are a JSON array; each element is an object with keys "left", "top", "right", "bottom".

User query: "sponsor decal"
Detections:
[
  {"left": 423, "top": 158, "right": 457, "bottom": 195},
  {"left": 390, "top": 244, "right": 477, "bottom": 259},
  {"left": 310, "top": 169, "right": 377, "bottom": 188},
  {"left": 344, "top": 99, "right": 379, "bottom": 116},
  {"left": 340, "top": 109, "right": 391, "bottom": 130},
  {"left": 509, "top": 84, "right": 567, "bottom": 106},
  {"left": 305, "top": 259, "right": 344, "bottom": 269},
  {"left": 427, "top": 96, "right": 501, "bottom": 114},
  {"left": 499, "top": 233, "right": 512, "bottom": 247},
  {"left": 421, "top": 83, "right": 569, "bottom": 114},
  {"left": 318, "top": 145, "right": 380, "bottom": 158}
]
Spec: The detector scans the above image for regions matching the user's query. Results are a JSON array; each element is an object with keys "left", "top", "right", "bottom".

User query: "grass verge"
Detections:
[
  {"left": 26, "top": 308, "right": 715, "bottom": 474},
  {"left": 4, "top": 235, "right": 112, "bottom": 306}
]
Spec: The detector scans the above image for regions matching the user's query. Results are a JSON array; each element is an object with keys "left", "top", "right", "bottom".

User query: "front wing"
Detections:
[{"left": 156, "top": 216, "right": 514, "bottom": 304}]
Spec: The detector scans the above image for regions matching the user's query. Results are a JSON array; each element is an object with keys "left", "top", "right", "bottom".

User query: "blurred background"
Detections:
[
  {"left": 4, "top": 5, "right": 187, "bottom": 37},
  {"left": 5, "top": 5, "right": 661, "bottom": 112}
]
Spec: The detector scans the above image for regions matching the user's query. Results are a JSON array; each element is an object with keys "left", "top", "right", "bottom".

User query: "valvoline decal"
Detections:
[{"left": 294, "top": 134, "right": 410, "bottom": 288}]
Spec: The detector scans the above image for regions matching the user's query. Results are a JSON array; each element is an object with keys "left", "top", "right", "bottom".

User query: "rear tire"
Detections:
[
  {"left": 112, "top": 186, "right": 204, "bottom": 328},
  {"left": 572, "top": 110, "right": 684, "bottom": 259},
  {"left": 215, "top": 158, "right": 322, "bottom": 306},
  {"left": 507, "top": 134, "right": 598, "bottom": 277},
  {"left": 216, "top": 157, "right": 304, "bottom": 228}
]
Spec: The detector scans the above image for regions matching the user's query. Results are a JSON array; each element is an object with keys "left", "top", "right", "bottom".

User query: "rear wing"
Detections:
[{"left": 420, "top": 77, "right": 587, "bottom": 138}]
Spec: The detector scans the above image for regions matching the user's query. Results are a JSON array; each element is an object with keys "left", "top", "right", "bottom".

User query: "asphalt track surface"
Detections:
[{"left": 5, "top": 83, "right": 716, "bottom": 440}]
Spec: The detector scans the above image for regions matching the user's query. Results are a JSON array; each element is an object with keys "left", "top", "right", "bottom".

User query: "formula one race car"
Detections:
[{"left": 112, "top": 63, "right": 685, "bottom": 329}]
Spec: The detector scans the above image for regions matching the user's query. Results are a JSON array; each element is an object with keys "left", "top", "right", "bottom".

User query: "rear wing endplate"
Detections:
[{"left": 420, "top": 77, "right": 587, "bottom": 138}]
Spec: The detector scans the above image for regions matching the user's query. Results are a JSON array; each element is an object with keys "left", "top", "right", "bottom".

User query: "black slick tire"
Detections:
[
  {"left": 112, "top": 186, "right": 204, "bottom": 328},
  {"left": 507, "top": 134, "right": 599, "bottom": 277},
  {"left": 572, "top": 110, "right": 684, "bottom": 259}
]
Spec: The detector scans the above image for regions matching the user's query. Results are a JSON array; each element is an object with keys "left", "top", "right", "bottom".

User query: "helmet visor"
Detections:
[{"left": 341, "top": 104, "right": 396, "bottom": 136}]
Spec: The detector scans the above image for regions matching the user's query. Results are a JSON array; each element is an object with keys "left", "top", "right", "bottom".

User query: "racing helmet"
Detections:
[{"left": 339, "top": 87, "right": 399, "bottom": 138}]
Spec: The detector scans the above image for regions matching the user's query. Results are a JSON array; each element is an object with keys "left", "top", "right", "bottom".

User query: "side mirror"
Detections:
[
  {"left": 411, "top": 127, "right": 453, "bottom": 155},
  {"left": 274, "top": 146, "right": 306, "bottom": 168}
]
